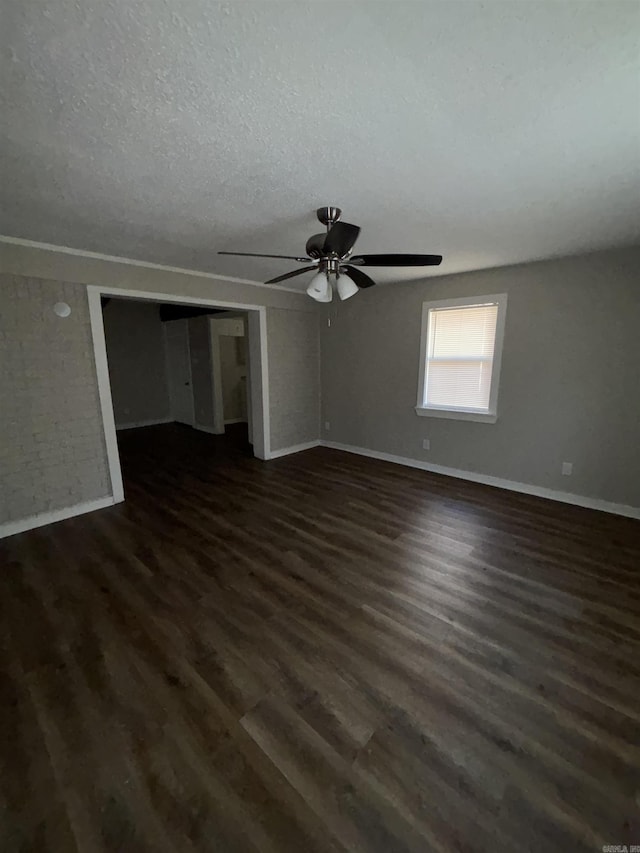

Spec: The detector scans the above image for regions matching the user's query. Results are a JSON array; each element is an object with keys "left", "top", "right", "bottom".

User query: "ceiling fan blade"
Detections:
[
  {"left": 218, "top": 251, "right": 310, "bottom": 262},
  {"left": 348, "top": 253, "right": 443, "bottom": 267},
  {"left": 305, "top": 233, "right": 326, "bottom": 259},
  {"left": 342, "top": 265, "right": 377, "bottom": 289},
  {"left": 323, "top": 222, "right": 361, "bottom": 258},
  {"left": 265, "top": 265, "right": 318, "bottom": 284}
]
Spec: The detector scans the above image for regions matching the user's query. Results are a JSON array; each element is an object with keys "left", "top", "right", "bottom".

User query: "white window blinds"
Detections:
[{"left": 424, "top": 303, "right": 499, "bottom": 411}]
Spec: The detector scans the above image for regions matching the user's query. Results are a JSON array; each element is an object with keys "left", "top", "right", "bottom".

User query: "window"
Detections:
[{"left": 416, "top": 294, "right": 507, "bottom": 423}]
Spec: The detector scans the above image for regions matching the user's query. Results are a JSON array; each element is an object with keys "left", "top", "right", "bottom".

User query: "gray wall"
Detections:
[
  {"left": 103, "top": 299, "right": 170, "bottom": 427},
  {"left": 0, "top": 241, "right": 314, "bottom": 312},
  {"left": 268, "top": 308, "right": 321, "bottom": 451},
  {"left": 0, "top": 274, "right": 111, "bottom": 523},
  {"left": 220, "top": 333, "right": 247, "bottom": 422},
  {"left": 0, "top": 245, "right": 322, "bottom": 529},
  {"left": 321, "top": 247, "right": 640, "bottom": 508},
  {"left": 188, "top": 315, "right": 215, "bottom": 431}
]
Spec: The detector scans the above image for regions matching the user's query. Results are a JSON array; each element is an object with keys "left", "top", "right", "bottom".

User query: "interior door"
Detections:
[{"left": 165, "top": 319, "right": 194, "bottom": 425}]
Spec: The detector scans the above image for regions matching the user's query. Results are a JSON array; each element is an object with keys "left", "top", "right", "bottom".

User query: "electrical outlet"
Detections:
[
  {"left": 561, "top": 461, "right": 573, "bottom": 476},
  {"left": 324, "top": 421, "right": 330, "bottom": 431},
  {"left": 422, "top": 439, "right": 430, "bottom": 450}
]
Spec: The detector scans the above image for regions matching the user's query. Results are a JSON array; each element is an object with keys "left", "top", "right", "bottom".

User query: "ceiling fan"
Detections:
[{"left": 219, "top": 206, "right": 443, "bottom": 302}]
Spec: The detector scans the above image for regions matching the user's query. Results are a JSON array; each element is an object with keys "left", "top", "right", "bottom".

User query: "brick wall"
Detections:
[
  {"left": 267, "top": 308, "right": 320, "bottom": 451},
  {"left": 0, "top": 274, "right": 111, "bottom": 524}
]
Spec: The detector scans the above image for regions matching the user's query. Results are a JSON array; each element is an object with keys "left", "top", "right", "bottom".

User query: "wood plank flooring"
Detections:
[{"left": 1, "top": 423, "right": 639, "bottom": 852}]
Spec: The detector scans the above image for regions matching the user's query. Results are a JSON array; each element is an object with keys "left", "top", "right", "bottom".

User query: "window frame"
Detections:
[{"left": 415, "top": 293, "right": 508, "bottom": 423}]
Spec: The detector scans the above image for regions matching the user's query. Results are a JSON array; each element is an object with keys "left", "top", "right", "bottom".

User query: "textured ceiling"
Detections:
[{"left": 1, "top": 1, "right": 639, "bottom": 290}]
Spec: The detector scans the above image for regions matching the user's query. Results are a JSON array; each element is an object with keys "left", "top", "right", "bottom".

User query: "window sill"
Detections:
[{"left": 415, "top": 406, "right": 498, "bottom": 424}]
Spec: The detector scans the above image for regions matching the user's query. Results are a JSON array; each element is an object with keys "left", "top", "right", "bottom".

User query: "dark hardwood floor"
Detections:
[{"left": 1, "top": 423, "right": 639, "bottom": 852}]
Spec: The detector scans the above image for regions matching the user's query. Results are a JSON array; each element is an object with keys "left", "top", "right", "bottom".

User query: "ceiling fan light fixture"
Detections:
[
  {"left": 306, "top": 271, "right": 332, "bottom": 302},
  {"left": 336, "top": 272, "right": 359, "bottom": 301}
]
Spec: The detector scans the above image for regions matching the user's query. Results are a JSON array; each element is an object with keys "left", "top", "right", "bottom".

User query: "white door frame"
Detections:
[{"left": 87, "top": 285, "right": 270, "bottom": 505}]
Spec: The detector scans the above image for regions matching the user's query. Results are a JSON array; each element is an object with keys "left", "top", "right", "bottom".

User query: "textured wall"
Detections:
[
  {"left": 103, "top": 299, "right": 170, "bottom": 427},
  {"left": 321, "top": 247, "right": 640, "bottom": 508},
  {"left": 0, "top": 274, "right": 110, "bottom": 524},
  {"left": 0, "top": 249, "right": 322, "bottom": 530},
  {"left": 268, "top": 308, "right": 320, "bottom": 451}
]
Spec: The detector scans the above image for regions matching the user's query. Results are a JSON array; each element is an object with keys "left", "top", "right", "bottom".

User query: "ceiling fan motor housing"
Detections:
[{"left": 316, "top": 206, "right": 342, "bottom": 228}]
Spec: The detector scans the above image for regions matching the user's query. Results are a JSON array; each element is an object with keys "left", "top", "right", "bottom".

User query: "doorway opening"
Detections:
[
  {"left": 88, "top": 287, "right": 270, "bottom": 505},
  {"left": 162, "top": 310, "right": 250, "bottom": 437}
]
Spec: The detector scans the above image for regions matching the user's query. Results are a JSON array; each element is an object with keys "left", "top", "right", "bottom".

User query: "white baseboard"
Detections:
[
  {"left": 0, "top": 496, "right": 118, "bottom": 540},
  {"left": 116, "top": 417, "right": 173, "bottom": 431},
  {"left": 224, "top": 418, "right": 247, "bottom": 425},
  {"left": 267, "top": 440, "right": 322, "bottom": 460},
  {"left": 193, "top": 422, "right": 224, "bottom": 435},
  {"left": 321, "top": 441, "right": 640, "bottom": 520}
]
